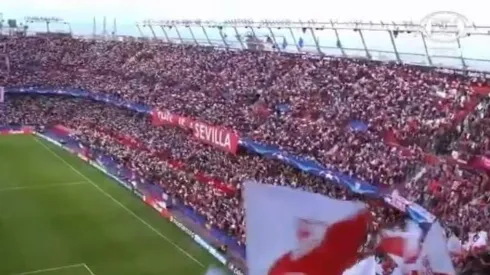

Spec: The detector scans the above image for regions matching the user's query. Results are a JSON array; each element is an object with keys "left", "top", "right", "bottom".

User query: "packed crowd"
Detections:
[
  {"left": 0, "top": 94, "right": 488, "bottom": 272},
  {"left": 0, "top": 95, "right": 406, "bottom": 243},
  {"left": 1, "top": 39, "right": 488, "bottom": 191},
  {"left": 2, "top": 36, "right": 486, "bottom": 188},
  {"left": 1, "top": 35, "right": 490, "bottom": 273},
  {"left": 452, "top": 99, "right": 490, "bottom": 157}
]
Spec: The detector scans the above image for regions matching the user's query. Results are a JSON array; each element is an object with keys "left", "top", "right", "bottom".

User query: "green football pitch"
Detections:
[{"left": 0, "top": 135, "right": 221, "bottom": 275}]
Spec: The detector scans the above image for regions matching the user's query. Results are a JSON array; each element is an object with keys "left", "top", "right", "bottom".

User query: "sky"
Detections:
[{"left": 1, "top": 0, "right": 486, "bottom": 24}]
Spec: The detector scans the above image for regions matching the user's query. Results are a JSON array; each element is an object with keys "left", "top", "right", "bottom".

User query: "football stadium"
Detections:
[{"left": 1, "top": 4, "right": 490, "bottom": 275}]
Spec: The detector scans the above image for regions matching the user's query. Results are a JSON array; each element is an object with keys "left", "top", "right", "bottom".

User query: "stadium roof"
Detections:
[{"left": 3, "top": 11, "right": 490, "bottom": 72}]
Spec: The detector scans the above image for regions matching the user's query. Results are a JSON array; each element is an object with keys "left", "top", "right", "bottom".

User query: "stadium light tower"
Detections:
[{"left": 24, "top": 16, "right": 63, "bottom": 33}]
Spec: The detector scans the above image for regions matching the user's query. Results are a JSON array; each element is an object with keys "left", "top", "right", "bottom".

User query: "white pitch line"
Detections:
[
  {"left": 33, "top": 137, "right": 205, "bottom": 268},
  {"left": 13, "top": 263, "right": 86, "bottom": 275},
  {"left": 0, "top": 181, "right": 88, "bottom": 193},
  {"left": 82, "top": 264, "right": 96, "bottom": 275}
]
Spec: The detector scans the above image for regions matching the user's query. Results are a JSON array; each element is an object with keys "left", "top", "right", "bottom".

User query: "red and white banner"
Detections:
[
  {"left": 192, "top": 121, "right": 238, "bottom": 154},
  {"left": 152, "top": 109, "right": 239, "bottom": 154},
  {"left": 152, "top": 109, "right": 178, "bottom": 126}
]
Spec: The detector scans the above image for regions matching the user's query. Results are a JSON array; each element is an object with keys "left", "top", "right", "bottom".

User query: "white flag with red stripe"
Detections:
[
  {"left": 381, "top": 221, "right": 455, "bottom": 275},
  {"left": 244, "top": 181, "right": 371, "bottom": 275},
  {"left": 413, "top": 222, "right": 455, "bottom": 275},
  {"left": 376, "top": 220, "right": 423, "bottom": 261}
]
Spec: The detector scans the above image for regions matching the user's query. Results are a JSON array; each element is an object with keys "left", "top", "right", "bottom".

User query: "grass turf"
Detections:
[{"left": 0, "top": 135, "right": 221, "bottom": 275}]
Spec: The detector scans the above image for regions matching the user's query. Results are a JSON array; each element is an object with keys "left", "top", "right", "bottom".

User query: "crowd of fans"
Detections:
[
  {"left": 1, "top": 35, "right": 490, "bottom": 273},
  {"left": 1, "top": 95, "right": 399, "bottom": 244}
]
